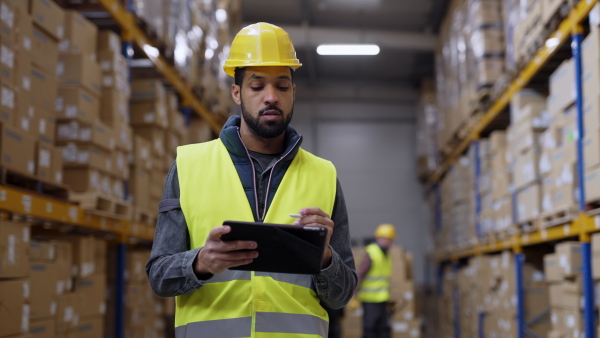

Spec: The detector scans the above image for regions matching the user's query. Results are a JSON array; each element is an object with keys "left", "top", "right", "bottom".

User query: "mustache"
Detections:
[{"left": 258, "top": 105, "right": 283, "bottom": 115}]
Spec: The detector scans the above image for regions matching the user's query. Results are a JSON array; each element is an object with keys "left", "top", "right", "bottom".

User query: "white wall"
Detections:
[{"left": 291, "top": 99, "right": 430, "bottom": 283}]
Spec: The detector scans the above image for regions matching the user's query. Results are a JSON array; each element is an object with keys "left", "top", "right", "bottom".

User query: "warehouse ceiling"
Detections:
[{"left": 240, "top": 0, "right": 446, "bottom": 102}]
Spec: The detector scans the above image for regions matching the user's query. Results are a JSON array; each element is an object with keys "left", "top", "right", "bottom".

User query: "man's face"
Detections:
[
  {"left": 376, "top": 237, "right": 393, "bottom": 249},
  {"left": 232, "top": 66, "right": 296, "bottom": 139}
]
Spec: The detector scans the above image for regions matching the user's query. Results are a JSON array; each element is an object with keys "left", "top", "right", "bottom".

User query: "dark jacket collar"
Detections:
[{"left": 219, "top": 115, "right": 303, "bottom": 162}]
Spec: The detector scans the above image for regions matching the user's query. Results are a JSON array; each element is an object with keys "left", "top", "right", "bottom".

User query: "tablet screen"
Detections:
[{"left": 221, "top": 220, "right": 327, "bottom": 274}]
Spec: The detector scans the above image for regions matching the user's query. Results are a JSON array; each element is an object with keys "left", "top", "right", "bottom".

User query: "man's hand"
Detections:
[
  {"left": 293, "top": 207, "right": 335, "bottom": 268},
  {"left": 194, "top": 225, "right": 258, "bottom": 275}
]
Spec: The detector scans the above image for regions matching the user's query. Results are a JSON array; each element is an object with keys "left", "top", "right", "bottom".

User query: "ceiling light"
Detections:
[{"left": 316, "top": 44, "right": 380, "bottom": 55}]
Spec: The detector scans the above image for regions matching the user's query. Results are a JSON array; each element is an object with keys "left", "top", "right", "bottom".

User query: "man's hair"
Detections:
[{"left": 234, "top": 67, "right": 294, "bottom": 86}]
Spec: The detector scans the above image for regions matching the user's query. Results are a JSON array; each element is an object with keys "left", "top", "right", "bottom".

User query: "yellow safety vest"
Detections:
[
  {"left": 175, "top": 139, "right": 337, "bottom": 338},
  {"left": 358, "top": 243, "right": 391, "bottom": 303}
]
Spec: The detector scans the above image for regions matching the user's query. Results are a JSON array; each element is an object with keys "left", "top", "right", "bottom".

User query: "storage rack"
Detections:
[
  {"left": 0, "top": 0, "right": 226, "bottom": 337},
  {"left": 426, "top": 1, "right": 600, "bottom": 337}
]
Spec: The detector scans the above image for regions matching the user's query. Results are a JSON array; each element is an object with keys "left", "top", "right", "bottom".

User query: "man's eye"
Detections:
[
  {"left": 251, "top": 86, "right": 263, "bottom": 91},
  {"left": 278, "top": 86, "right": 289, "bottom": 91}
]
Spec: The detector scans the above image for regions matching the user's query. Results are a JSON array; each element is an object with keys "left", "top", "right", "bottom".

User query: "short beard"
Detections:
[{"left": 241, "top": 100, "right": 293, "bottom": 139}]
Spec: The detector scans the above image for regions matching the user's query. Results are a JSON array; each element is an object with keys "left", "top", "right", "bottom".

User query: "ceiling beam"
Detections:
[{"left": 276, "top": 24, "right": 436, "bottom": 52}]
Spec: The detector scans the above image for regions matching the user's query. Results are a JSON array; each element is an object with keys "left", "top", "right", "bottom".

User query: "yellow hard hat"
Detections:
[
  {"left": 223, "top": 22, "right": 302, "bottom": 77},
  {"left": 375, "top": 223, "right": 396, "bottom": 240}
]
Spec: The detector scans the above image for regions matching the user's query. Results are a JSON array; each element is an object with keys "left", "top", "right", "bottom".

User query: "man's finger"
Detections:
[
  {"left": 299, "top": 207, "right": 330, "bottom": 218},
  {"left": 207, "top": 225, "right": 231, "bottom": 241}
]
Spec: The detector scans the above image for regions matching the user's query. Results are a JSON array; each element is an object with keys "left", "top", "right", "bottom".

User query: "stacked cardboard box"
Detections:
[
  {"left": 438, "top": 150, "right": 476, "bottom": 251},
  {"left": 26, "top": 235, "right": 107, "bottom": 337},
  {"left": 415, "top": 79, "right": 439, "bottom": 179},
  {"left": 544, "top": 242, "right": 586, "bottom": 337},
  {"left": 508, "top": 90, "right": 549, "bottom": 226},
  {"left": 482, "top": 252, "right": 550, "bottom": 337},
  {"left": 104, "top": 249, "right": 168, "bottom": 338},
  {"left": 130, "top": 78, "right": 170, "bottom": 211},
  {"left": 55, "top": 11, "right": 126, "bottom": 204},
  {"left": 435, "top": 0, "right": 505, "bottom": 149},
  {"left": 582, "top": 27, "right": 600, "bottom": 205},
  {"left": 0, "top": 1, "right": 62, "bottom": 184},
  {"left": 0, "top": 220, "right": 31, "bottom": 338}
]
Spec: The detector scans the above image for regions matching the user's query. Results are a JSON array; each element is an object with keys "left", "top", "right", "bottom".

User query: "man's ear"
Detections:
[{"left": 231, "top": 84, "right": 241, "bottom": 105}]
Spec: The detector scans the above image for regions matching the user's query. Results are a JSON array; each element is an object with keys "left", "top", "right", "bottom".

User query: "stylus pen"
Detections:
[{"left": 290, "top": 213, "right": 303, "bottom": 218}]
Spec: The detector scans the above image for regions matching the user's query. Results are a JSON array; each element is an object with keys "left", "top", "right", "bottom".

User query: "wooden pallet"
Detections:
[
  {"left": 69, "top": 191, "right": 132, "bottom": 220},
  {"left": 515, "top": 218, "right": 542, "bottom": 234},
  {"left": 0, "top": 166, "right": 69, "bottom": 201},
  {"left": 541, "top": 206, "right": 579, "bottom": 228}
]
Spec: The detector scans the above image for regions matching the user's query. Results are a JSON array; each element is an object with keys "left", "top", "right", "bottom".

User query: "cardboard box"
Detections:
[
  {"left": 15, "top": 48, "right": 31, "bottom": 94},
  {"left": 113, "top": 149, "right": 129, "bottom": 180},
  {"left": 29, "top": 261, "right": 59, "bottom": 320},
  {"left": 131, "top": 79, "right": 166, "bottom": 103},
  {"left": 0, "top": 279, "right": 30, "bottom": 337},
  {"left": 36, "top": 140, "right": 63, "bottom": 184},
  {"left": 56, "top": 293, "right": 79, "bottom": 333},
  {"left": 98, "top": 49, "right": 128, "bottom": 76},
  {"left": 63, "top": 168, "right": 107, "bottom": 194},
  {"left": 75, "top": 275, "right": 106, "bottom": 317},
  {"left": 59, "top": 10, "right": 97, "bottom": 57},
  {"left": 548, "top": 58, "right": 576, "bottom": 116},
  {"left": 56, "top": 119, "right": 115, "bottom": 151},
  {"left": 516, "top": 182, "right": 542, "bottom": 224},
  {"left": 583, "top": 93, "right": 600, "bottom": 132},
  {"left": 584, "top": 129, "right": 600, "bottom": 169},
  {"left": 0, "top": 80, "right": 15, "bottom": 125},
  {"left": 133, "top": 126, "right": 165, "bottom": 157},
  {"left": 30, "top": 65, "right": 57, "bottom": 113},
  {"left": 31, "top": 26, "right": 58, "bottom": 74},
  {"left": 61, "top": 143, "right": 113, "bottom": 175},
  {"left": 56, "top": 87, "right": 100, "bottom": 124},
  {"left": 0, "top": 42, "right": 16, "bottom": 86},
  {"left": 29, "top": 240, "right": 56, "bottom": 261},
  {"left": 115, "top": 123, "right": 132, "bottom": 152},
  {"left": 52, "top": 240, "right": 73, "bottom": 294},
  {"left": 557, "top": 242, "right": 582, "bottom": 279},
  {"left": 512, "top": 147, "right": 541, "bottom": 191},
  {"left": 0, "top": 1, "right": 17, "bottom": 46},
  {"left": 1, "top": 123, "right": 35, "bottom": 175},
  {"left": 29, "top": 318, "right": 56, "bottom": 338},
  {"left": 545, "top": 253, "right": 562, "bottom": 283},
  {"left": 150, "top": 168, "right": 164, "bottom": 200},
  {"left": 58, "top": 53, "right": 102, "bottom": 98},
  {"left": 0, "top": 220, "right": 30, "bottom": 278},
  {"left": 68, "top": 315, "right": 103, "bottom": 337},
  {"left": 36, "top": 111, "right": 56, "bottom": 144},
  {"left": 131, "top": 135, "right": 152, "bottom": 171},
  {"left": 69, "top": 235, "right": 96, "bottom": 278},
  {"left": 101, "top": 71, "right": 130, "bottom": 96},
  {"left": 129, "top": 166, "right": 150, "bottom": 209},
  {"left": 99, "top": 89, "right": 128, "bottom": 127},
  {"left": 97, "top": 30, "right": 120, "bottom": 54},
  {"left": 130, "top": 101, "right": 168, "bottom": 128},
  {"left": 585, "top": 165, "right": 600, "bottom": 204},
  {"left": 15, "top": 9, "right": 33, "bottom": 53},
  {"left": 30, "top": 0, "right": 64, "bottom": 41},
  {"left": 94, "top": 239, "right": 106, "bottom": 275}
]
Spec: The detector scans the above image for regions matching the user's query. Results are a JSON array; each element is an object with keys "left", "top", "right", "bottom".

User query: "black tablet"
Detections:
[{"left": 220, "top": 220, "right": 328, "bottom": 275}]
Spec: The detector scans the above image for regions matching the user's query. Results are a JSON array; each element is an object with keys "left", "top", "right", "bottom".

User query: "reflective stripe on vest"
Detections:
[
  {"left": 176, "top": 139, "right": 337, "bottom": 338},
  {"left": 175, "top": 312, "right": 328, "bottom": 337},
  {"left": 358, "top": 243, "right": 391, "bottom": 303}
]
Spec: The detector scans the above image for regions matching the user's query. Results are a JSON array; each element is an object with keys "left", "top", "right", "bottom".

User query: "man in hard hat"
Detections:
[
  {"left": 146, "top": 22, "right": 357, "bottom": 338},
  {"left": 355, "top": 223, "right": 396, "bottom": 338}
]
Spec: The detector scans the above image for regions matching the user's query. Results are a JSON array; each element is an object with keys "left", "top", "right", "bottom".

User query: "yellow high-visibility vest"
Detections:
[
  {"left": 358, "top": 243, "right": 391, "bottom": 303},
  {"left": 175, "top": 139, "right": 337, "bottom": 338}
]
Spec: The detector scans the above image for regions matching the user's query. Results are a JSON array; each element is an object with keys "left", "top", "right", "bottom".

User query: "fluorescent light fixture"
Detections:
[{"left": 316, "top": 44, "right": 380, "bottom": 55}]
